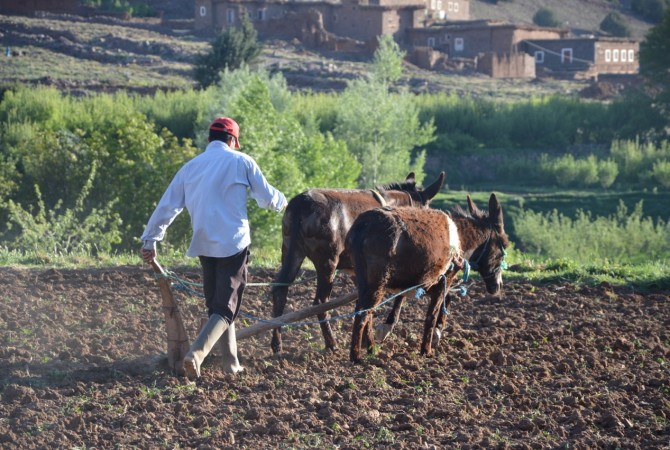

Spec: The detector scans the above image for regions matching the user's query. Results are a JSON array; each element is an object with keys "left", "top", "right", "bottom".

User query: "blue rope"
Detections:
[
  {"left": 159, "top": 267, "right": 426, "bottom": 329},
  {"left": 238, "top": 283, "right": 426, "bottom": 328}
]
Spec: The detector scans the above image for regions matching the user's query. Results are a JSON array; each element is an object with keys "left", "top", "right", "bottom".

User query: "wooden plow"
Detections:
[{"left": 149, "top": 258, "right": 357, "bottom": 375}]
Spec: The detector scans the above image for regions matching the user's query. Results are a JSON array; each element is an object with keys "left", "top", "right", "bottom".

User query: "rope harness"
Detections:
[{"left": 154, "top": 265, "right": 472, "bottom": 329}]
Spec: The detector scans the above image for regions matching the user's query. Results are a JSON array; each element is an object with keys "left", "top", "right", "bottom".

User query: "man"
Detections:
[{"left": 140, "top": 117, "right": 287, "bottom": 379}]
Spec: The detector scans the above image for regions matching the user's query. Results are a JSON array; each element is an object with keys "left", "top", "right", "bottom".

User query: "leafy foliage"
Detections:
[
  {"left": 513, "top": 200, "right": 670, "bottom": 264},
  {"left": 632, "top": 0, "right": 669, "bottom": 23},
  {"left": 193, "top": 16, "right": 263, "bottom": 89},
  {"left": 3, "top": 163, "right": 122, "bottom": 255},
  {"left": 639, "top": 8, "right": 670, "bottom": 131},
  {"left": 335, "top": 42, "right": 434, "bottom": 187},
  {"left": 371, "top": 34, "right": 405, "bottom": 84},
  {"left": 532, "top": 7, "right": 561, "bottom": 27},
  {"left": 600, "top": 11, "right": 633, "bottom": 37},
  {"left": 202, "top": 68, "right": 360, "bottom": 249}
]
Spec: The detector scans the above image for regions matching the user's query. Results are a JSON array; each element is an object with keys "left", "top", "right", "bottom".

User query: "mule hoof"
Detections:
[{"left": 433, "top": 328, "right": 442, "bottom": 347}]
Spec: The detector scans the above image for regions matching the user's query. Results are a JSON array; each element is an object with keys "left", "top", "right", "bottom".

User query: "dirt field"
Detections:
[{"left": 1, "top": 264, "right": 669, "bottom": 449}]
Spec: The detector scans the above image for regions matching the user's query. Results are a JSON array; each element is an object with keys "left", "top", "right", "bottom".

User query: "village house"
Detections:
[
  {"left": 521, "top": 36, "right": 639, "bottom": 79},
  {"left": 0, "top": 0, "right": 81, "bottom": 15},
  {"left": 194, "top": 0, "right": 470, "bottom": 49},
  {"left": 405, "top": 20, "right": 567, "bottom": 77}
]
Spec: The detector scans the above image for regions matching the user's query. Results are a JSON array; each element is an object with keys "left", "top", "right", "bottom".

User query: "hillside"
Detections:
[
  {"left": 471, "top": 0, "right": 652, "bottom": 40},
  {"left": 0, "top": 0, "right": 656, "bottom": 97}
]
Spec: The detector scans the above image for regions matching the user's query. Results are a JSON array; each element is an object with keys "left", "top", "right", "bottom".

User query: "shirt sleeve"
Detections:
[
  {"left": 246, "top": 158, "right": 287, "bottom": 212},
  {"left": 140, "top": 171, "right": 186, "bottom": 243}
]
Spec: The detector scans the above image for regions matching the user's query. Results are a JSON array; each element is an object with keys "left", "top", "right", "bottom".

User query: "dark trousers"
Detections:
[{"left": 199, "top": 247, "right": 249, "bottom": 324}]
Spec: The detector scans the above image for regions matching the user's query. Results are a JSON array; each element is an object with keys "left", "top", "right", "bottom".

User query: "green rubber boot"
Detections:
[
  {"left": 219, "top": 322, "right": 244, "bottom": 374},
  {"left": 183, "top": 313, "right": 228, "bottom": 379}
]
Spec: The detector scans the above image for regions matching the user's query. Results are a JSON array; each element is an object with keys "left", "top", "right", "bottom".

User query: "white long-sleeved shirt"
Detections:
[{"left": 140, "top": 140, "right": 287, "bottom": 257}]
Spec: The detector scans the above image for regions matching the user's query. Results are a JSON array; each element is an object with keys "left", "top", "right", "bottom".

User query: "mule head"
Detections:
[
  {"left": 381, "top": 171, "right": 445, "bottom": 207},
  {"left": 466, "top": 193, "right": 509, "bottom": 297}
]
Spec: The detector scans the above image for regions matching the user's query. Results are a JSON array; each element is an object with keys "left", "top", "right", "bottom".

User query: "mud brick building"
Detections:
[
  {"left": 521, "top": 37, "right": 639, "bottom": 79},
  {"left": 194, "top": 0, "right": 470, "bottom": 48},
  {"left": 0, "top": 0, "right": 81, "bottom": 15}
]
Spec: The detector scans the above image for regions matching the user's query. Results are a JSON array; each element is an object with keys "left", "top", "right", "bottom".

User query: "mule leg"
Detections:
[
  {"left": 271, "top": 249, "right": 306, "bottom": 354},
  {"left": 312, "top": 260, "right": 339, "bottom": 351},
  {"left": 421, "top": 277, "right": 448, "bottom": 357},
  {"left": 351, "top": 284, "right": 384, "bottom": 363},
  {"left": 375, "top": 296, "right": 405, "bottom": 343},
  {"left": 433, "top": 293, "right": 452, "bottom": 347}
]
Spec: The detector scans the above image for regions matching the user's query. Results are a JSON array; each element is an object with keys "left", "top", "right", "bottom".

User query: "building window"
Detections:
[
  {"left": 199, "top": 6, "right": 206, "bottom": 16},
  {"left": 227, "top": 8, "right": 235, "bottom": 24},
  {"left": 334, "top": 13, "right": 338, "bottom": 23},
  {"left": 621, "top": 49, "right": 627, "bottom": 62},
  {"left": 257, "top": 8, "right": 265, "bottom": 21},
  {"left": 628, "top": 49, "right": 634, "bottom": 61},
  {"left": 428, "top": 37, "right": 436, "bottom": 47},
  {"left": 605, "top": 49, "right": 611, "bottom": 62},
  {"left": 437, "top": 0, "right": 443, "bottom": 10},
  {"left": 534, "top": 51, "right": 544, "bottom": 63},
  {"left": 561, "top": 48, "right": 573, "bottom": 63},
  {"left": 454, "top": 37, "right": 464, "bottom": 52},
  {"left": 431, "top": 0, "right": 436, "bottom": 9},
  {"left": 447, "top": 1, "right": 453, "bottom": 11},
  {"left": 613, "top": 49, "right": 619, "bottom": 62},
  {"left": 454, "top": 1, "right": 459, "bottom": 12}
]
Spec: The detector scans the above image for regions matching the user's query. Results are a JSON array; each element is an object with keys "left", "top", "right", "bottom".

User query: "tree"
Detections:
[
  {"left": 632, "top": 0, "right": 669, "bottom": 23},
  {"left": 203, "top": 68, "right": 360, "bottom": 249},
  {"left": 600, "top": 11, "right": 632, "bottom": 37},
  {"left": 332, "top": 37, "right": 434, "bottom": 187},
  {"left": 372, "top": 34, "right": 405, "bottom": 84},
  {"left": 193, "top": 16, "right": 263, "bottom": 89},
  {"left": 533, "top": 7, "right": 561, "bottom": 27},
  {"left": 639, "top": 8, "right": 670, "bottom": 129}
]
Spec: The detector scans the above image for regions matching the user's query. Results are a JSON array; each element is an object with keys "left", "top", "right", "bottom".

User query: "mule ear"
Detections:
[
  {"left": 421, "top": 171, "right": 445, "bottom": 202},
  {"left": 488, "top": 193, "right": 504, "bottom": 233},
  {"left": 467, "top": 195, "right": 478, "bottom": 215},
  {"left": 405, "top": 172, "right": 416, "bottom": 183}
]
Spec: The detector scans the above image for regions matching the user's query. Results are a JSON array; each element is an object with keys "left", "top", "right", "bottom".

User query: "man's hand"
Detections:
[
  {"left": 141, "top": 240, "right": 157, "bottom": 264},
  {"left": 141, "top": 248, "right": 156, "bottom": 264},
  {"left": 140, "top": 248, "right": 156, "bottom": 264}
]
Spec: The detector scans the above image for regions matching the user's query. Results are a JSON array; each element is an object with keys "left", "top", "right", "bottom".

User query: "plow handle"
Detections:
[{"left": 149, "top": 259, "right": 190, "bottom": 376}]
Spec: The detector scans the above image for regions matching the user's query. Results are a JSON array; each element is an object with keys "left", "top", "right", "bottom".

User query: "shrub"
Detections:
[
  {"left": 651, "top": 160, "right": 670, "bottom": 188},
  {"left": 3, "top": 163, "right": 122, "bottom": 255},
  {"left": 514, "top": 200, "right": 670, "bottom": 263},
  {"left": 600, "top": 11, "right": 632, "bottom": 37},
  {"left": 193, "top": 16, "right": 263, "bottom": 89},
  {"left": 632, "top": 0, "right": 669, "bottom": 23},
  {"left": 533, "top": 7, "right": 561, "bottom": 27}
]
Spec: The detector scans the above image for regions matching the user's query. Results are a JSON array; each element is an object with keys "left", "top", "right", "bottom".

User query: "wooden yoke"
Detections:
[{"left": 150, "top": 259, "right": 190, "bottom": 376}]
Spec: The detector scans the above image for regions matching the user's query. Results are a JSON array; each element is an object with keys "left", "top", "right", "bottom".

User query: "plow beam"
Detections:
[{"left": 237, "top": 292, "right": 358, "bottom": 341}]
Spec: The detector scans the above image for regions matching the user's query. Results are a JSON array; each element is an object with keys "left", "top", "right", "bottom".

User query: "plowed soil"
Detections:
[{"left": 1, "top": 265, "right": 669, "bottom": 449}]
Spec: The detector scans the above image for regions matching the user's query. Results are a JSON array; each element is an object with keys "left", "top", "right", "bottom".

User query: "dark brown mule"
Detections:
[
  {"left": 375, "top": 194, "right": 509, "bottom": 345},
  {"left": 347, "top": 194, "right": 508, "bottom": 363},
  {"left": 271, "top": 172, "right": 446, "bottom": 354}
]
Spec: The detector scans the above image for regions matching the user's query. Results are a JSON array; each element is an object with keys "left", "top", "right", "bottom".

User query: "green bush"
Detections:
[
  {"left": 3, "top": 164, "right": 122, "bottom": 255},
  {"left": 533, "top": 7, "right": 561, "bottom": 27},
  {"left": 610, "top": 138, "right": 670, "bottom": 185},
  {"left": 600, "top": 11, "right": 632, "bottom": 37},
  {"left": 632, "top": 0, "right": 669, "bottom": 23},
  {"left": 193, "top": 16, "right": 263, "bottom": 89},
  {"left": 651, "top": 160, "right": 670, "bottom": 188},
  {"left": 514, "top": 200, "right": 670, "bottom": 263}
]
